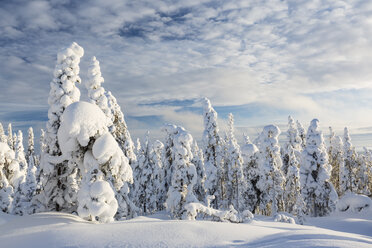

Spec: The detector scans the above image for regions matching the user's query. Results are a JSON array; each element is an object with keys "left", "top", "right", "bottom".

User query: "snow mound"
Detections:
[
  {"left": 274, "top": 212, "right": 296, "bottom": 224},
  {"left": 337, "top": 192, "right": 372, "bottom": 212},
  {"left": 58, "top": 101, "right": 109, "bottom": 154}
]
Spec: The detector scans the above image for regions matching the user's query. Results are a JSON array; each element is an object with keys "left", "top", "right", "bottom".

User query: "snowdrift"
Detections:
[{"left": 0, "top": 211, "right": 371, "bottom": 248}]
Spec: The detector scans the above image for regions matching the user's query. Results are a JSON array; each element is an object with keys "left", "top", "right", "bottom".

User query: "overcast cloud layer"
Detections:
[{"left": 1, "top": 0, "right": 372, "bottom": 147}]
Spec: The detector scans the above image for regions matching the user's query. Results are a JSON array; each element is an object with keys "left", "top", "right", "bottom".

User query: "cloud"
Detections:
[{"left": 0, "top": 0, "right": 372, "bottom": 148}]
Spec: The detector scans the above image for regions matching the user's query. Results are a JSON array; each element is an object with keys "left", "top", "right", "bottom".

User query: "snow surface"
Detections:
[{"left": 0, "top": 211, "right": 371, "bottom": 248}]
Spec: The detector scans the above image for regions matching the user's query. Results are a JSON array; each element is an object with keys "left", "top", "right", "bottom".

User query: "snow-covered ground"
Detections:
[{"left": 0, "top": 210, "right": 371, "bottom": 248}]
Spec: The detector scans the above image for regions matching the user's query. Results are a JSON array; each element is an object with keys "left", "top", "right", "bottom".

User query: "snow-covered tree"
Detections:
[
  {"left": 224, "top": 113, "right": 246, "bottom": 212},
  {"left": 106, "top": 92, "right": 136, "bottom": 165},
  {"left": 0, "top": 142, "right": 16, "bottom": 213},
  {"left": 202, "top": 98, "right": 225, "bottom": 209},
  {"left": 296, "top": 120, "right": 306, "bottom": 149},
  {"left": 340, "top": 127, "right": 358, "bottom": 194},
  {"left": 23, "top": 127, "right": 38, "bottom": 214},
  {"left": 11, "top": 130, "right": 29, "bottom": 215},
  {"left": 85, "top": 56, "right": 110, "bottom": 117},
  {"left": 133, "top": 132, "right": 158, "bottom": 214},
  {"left": 354, "top": 148, "right": 370, "bottom": 195},
  {"left": 282, "top": 116, "right": 302, "bottom": 175},
  {"left": 255, "top": 125, "right": 285, "bottom": 216},
  {"left": 57, "top": 101, "right": 133, "bottom": 222},
  {"left": 241, "top": 135, "right": 259, "bottom": 212},
  {"left": 7, "top": 123, "right": 14, "bottom": 151},
  {"left": 14, "top": 130, "right": 27, "bottom": 173},
  {"left": 191, "top": 140, "right": 207, "bottom": 204},
  {"left": 165, "top": 124, "right": 198, "bottom": 219},
  {"left": 301, "top": 119, "right": 337, "bottom": 217},
  {"left": 328, "top": 130, "right": 343, "bottom": 195},
  {"left": 37, "top": 42, "right": 84, "bottom": 212},
  {"left": 150, "top": 140, "right": 165, "bottom": 211},
  {"left": 0, "top": 123, "right": 6, "bottom": 143},
  {"left": 284, "top": 145, "right": 305, "bottom": 222}
]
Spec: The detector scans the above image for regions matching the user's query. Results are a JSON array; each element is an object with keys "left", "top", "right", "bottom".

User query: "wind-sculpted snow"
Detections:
[{"left": 0, "top": 212, "right": 371, "bottom": 248}]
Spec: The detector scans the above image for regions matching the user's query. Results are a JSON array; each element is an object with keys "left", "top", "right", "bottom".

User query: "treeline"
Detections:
[{"left": 0, "top": 42, "right": 371, "bottom": 223}]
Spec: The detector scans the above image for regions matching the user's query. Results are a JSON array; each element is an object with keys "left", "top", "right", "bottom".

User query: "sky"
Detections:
[{"left": 0, "top": 0, "right": 372, "bottom": 149}]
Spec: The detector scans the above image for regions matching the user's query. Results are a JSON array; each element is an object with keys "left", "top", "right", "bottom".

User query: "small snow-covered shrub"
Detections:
[
  {"left": 337, "top": 192, "right": 371, "bottom": 212},
  {"left": 241, "top": 210, "right": 254, "bottom": 223},
  {"left": 273, "top": 212, "right": 296, "bottom": 224},
  {"left": 184, "top": 203, "right": 253, "bottom": 223}
]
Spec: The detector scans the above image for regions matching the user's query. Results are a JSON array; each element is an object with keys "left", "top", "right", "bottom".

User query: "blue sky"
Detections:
[{"left": 1, "top": 0, "right": 372, "bottom": 149}]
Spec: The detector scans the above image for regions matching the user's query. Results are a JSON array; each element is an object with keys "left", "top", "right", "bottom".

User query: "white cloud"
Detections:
[{"left": 0, "top": 0, "right": 372, "bottom": 146}]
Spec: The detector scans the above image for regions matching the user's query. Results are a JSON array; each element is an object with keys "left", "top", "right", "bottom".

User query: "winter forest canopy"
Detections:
[{"left": 0, "top": 42, "right": 371, "bottom": 223}]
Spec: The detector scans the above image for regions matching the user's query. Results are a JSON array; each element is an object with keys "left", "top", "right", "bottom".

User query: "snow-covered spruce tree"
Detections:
[
  {"left": 23, "top": 127, "right": 38, "bottom": 214},
  {"left": 15, "top": 130, "right": 27, "bottom": 173},
  {"left": 282, "top": 116, "right": 302, "bottom": 176},
  {"left": 224, "top": 113, "right": 246, "bottom": 212},
  {"left": 0, "top": 142, "right": 16, "bottom": 213},
  {"left": 165, "top": 124, "right": 198, "bottom": 219},
  {"left": 296, "top": 120, "right": 306, "bottom": 150},
  {"left": 85, "top": 56, "right": 137, "bottom": 165},
  {"left": 284, "top": 145, "right": 305, "bottom": 221},
  {"left": 161, "top": 125, "right": 178, "bottom": 205},
  {"left": 255, "top": 125, "right": 285, "bottom": 216},
  {"left": 301, "top": 119, "right": 337, "bottom": 217},
  {"left": 85, "top": 56, "right": 110, "bottom": 117},
  {"left": 37, "top": 42, "right": 84, "bottom": 212},
  {"left": 191, "top": 140, "right": 207, "bottom": 204},
  {"left": 340, "top": 127, "right": 358, "bottom": 194},
  {"left": 0, "top": 123, "right": 6, "bottom": 143},
  {"left": 35, "top": 129, "right": 47, "bottom": 195},
  {"left": 11, "top": 130, "right": 30, "bottom": 215},
  {"left": 354, "top": 148, "right": 370, "bottom": 195},
  {"left": 7, "top": 123, "right": 14, "bottom": 151},
  {"left": 150, "top": 140, "right": 165, "bottom": 211},
  {"left": 133, "top": 132, "right": 158, "bottom": 215},
  {"left": 57, "top": 101, "right": 133, "bottom": 222},
  {"left": 241, "top": 135, "right": 259, "bottom": 212},
  {"left": 328, "top": 131, "right": 344, "bottom": 195},
  {"left": 202, "top": 98, "right": 225, "bottom": 209},
  {"left": 106, "top": 91, "right": 136, "bottom": 166},
  {"left": 362, "top": 148, "right": 372, "bottom": 195}
]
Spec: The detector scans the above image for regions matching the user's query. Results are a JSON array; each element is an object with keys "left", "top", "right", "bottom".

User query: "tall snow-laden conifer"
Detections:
[
  {"left": 284, "top": 145, "right": 305, "bottom": 221},
  {"left": 134, "top": 132, "right": 157, "bottom": 214},
  {"left": 301, "top": 119, "right": 337, "bottom": 217},
  {"left": 150, "top": 140, "right": 165, "bottom": 211},
  {"left": 24, "top": 127, "right": 38, "bottom": 214},
  {"left": 37, "top": 42, "right": 84, "bottom": 212},
  {"left": 328, "top": 130, "right": 343, "bottom": 195},
  {"left": 241, "top": 135, "right": 259, "bottom": 212},
  {"left": 191, "top": 140, "right": 207, "bottom": 204},
  {"left": 340, "top": 127, "right": 358, "bottom": 194},
  {"left": 7, "top": 123, "right": 14, "bottom": 151},
  {"left": 12, "top": 130, "right": 29, "bottom": 215},
  {"left": 165, "top": 124, "right": 198, "bottom": 219},
  {"left": 57, "top": 102, "right": 133, "bottom": 222},
  {"left": 224, "top": 113, "right": 246, "bottom": 212},
  {"left": 256, "top": 125, "right": 285, "bottom": 216},
  {"left": 0, "top": 123, "right": 6, "bottom": 143},
  {"left": 85, "top": 57, "right": 137, "bottom": 184},
  {"left": 202, "top": 98, "right": 224, "bottom": 209},
  {"left": 0, "top": 142, "right": 16, "bottom": 213},
  {"left": 282, "top": 116, "right": 302, "bottom": 175},
  {"left": 296, "top": 120, "right": 306, "bottom": 149}
]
